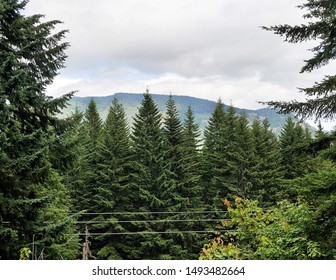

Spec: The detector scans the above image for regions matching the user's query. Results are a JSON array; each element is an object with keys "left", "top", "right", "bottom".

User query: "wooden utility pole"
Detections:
[{"left": 82, "top": 225, "right": 91, "bottom": 260}]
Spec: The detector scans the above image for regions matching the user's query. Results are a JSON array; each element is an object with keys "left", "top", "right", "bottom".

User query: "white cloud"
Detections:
[
  {"left": 25, "top": 0, "right": 336, "bottom": 119},
  {"left": 47, "top": 69, "right": 306, "bottom": 110}
]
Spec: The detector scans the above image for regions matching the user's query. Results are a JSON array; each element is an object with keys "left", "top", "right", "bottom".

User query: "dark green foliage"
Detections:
[
  {"left": 224, "top": 113, "right": 254, "bottom": 198},
  {"left": 83, "top": 98, "right": 103, "bottom": 145},
  {"left": 181, "top": 106, "right": 202, "bottom": 204},
  {"left": 163, "top": 95, "right": 184, "bottom": 183},
  {"left": 91, "top": 98, "right": 132, "bottom": 259},
  {"left": 279, "top": 118, "right": 312, "bottom": 179},
  {"left": 201, "top": 99, "right": 227, "bottom": 209},
  {"left": 282, "top": 162, "right": 336, "bottom": 258},
  {"left": 0, "top": 0, "right": 79, "bottom": 259},
  {"left": 75, "top": 99, "right": 103, "bottom": 214},
  {"left": 249, "top": 119, "right": 282, "bottom": 204},
  {"left": 262, "top": 0, "right": 336, "bottom": 120},
  {"left": 163, "top": 98, "right": 204, "bottom": 259},
  {"left": 129, "top": 91, "right": 177, "bottom": 259}
]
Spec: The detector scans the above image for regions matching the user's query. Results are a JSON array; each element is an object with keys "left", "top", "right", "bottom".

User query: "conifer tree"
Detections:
[
  {"left": 315, "top": 121, "right": 327, "bottom": 140},
  {"left": 201, "top": 99, "right": 227, "bottom": 209},
  {"left": 91, "top": 98, "right": 132, "bottom": 259},
  {"left": 163, "top": 95, "right": 184, "bottom": 184},
  {"left": 262, "top": 0, "right": 336, "bottom": 120},
  {"left": 58, "top": 108, "right": 84, "bottom": 202},
  {"left": 228, "top": 114, "right": 254, "bottom": 198},
  {"left": 180, "top": 106, "right": 204, "bottom": 258},
  {"left": 130, "top": 90, "right": 176, "bottom": 259},
  {"left": 250, "top": 119, "right": 282, "bottom": 204},
  {"left": 279, "top": 117, "right": 310, "bottom": 179},
  {"left": 75, "top": 99, "right": 103, "bottom": 215},
  {"left": 211, "top": 105, "right": 240, "bottom": 202},
  {"left": 0, "top": 0, "right": 79, "bottom": 259},
  {"left": 163, "top": 98, "right": 204, "bottom": 259},
  {"left": 181, "top": 106, "right": 202, "bottom": 204}
]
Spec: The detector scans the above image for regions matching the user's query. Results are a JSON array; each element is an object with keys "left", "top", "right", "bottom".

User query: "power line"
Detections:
[
  {"left": 2, "top": 218, "right": 230, "bottom": 225},
  {"left": 74, "top": 218, "right": 230, "bottom": 224},
  {"left": 71, "top": 210, "right": 228, "bottom": 215},
  {"left": 68, "top": 230, "right": 237, "bottom": 236}
]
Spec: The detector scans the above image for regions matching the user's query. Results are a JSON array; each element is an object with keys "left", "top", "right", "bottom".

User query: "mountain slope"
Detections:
[{"left": 61, "top": 92, "right": 294, "bottom": 134}]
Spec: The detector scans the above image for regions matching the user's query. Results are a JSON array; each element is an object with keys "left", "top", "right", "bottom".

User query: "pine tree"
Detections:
[
  {"left": 163, "top": 98, "right": 204, "bottom": 259},
  {"left": 0, "top": 0, "right": 79, "bottom": 259},
  {"left": 58, "top": 108, "right": 84, "bottom": 202},
  {"left": 129, "top": 90, "right": 176, "bottom": 259},
  {"left": 315, "top": 121, "right": 328, "bottom": 140},
  {"left": 181, "top": 106, "right": 202, "bottom": 204},
  {"left": 180, "top": 106, "right": 204, "bottom": 258},
  {"left": 163, "top": 95, "right": 184, "bottom": 184},
  {"left": 90, "top": 98, "right": 132, "bottom": 259},
  {"left": 75, "top": 99, "right": 103, "bottom": 215},
  {"left": 279, "top": 117, "right": 310, "bottom": 179},
  {"left": 201, "top": 99, "right": 227, "bottom": 209},
  {"left": 262, "top": 0, "right": 336, "bottom": 120},
  {"left": 229, "top": 113, "right": 254, "bottom": 198},
  {"left": 83, "top": 98, "right": 103, "bottom": 146},
  {"left": 250, "top": 119, "right": 282, "bottom": 204}
]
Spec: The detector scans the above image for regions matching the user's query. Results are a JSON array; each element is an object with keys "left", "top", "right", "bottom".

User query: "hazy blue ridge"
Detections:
[{"left": 61, "top": 92, "right": 294, "bottom": 135}]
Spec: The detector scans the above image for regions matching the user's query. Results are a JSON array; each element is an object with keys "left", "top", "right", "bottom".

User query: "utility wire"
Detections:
[
  {"left": 70, "top": 210, "right": 228, "bottom": 215},
  {"left": 74, "top": 218, "right": 230, "bottom": 224},
  {"left": 69, "top": 229, "right": 237, "bottom": 236},
  {"left": 1, "top": 218, "right": 230, "bottom": 225}
]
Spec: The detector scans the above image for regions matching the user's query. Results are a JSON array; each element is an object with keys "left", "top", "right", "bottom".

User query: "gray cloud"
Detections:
[{"left": 24, "top": 0, "right": 336, "bottom": 114}]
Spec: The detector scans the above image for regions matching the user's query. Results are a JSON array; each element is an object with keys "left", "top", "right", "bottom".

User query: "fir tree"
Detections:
[
  {"left": 163, "top": 98, "right": 204, "bottom": 259},
  {"left": 75, "top": 99, "right": 103, "bottom": 215},
  {"left": 91, "top": 98, "right": 132, "bottom": 259},
  {"left": 228, "top": 113, "right": 254, "bottom": 198},
  {"left": 250, "top": 118, "right": 282, "bottom": 204},
  {"left": 180, "top": 106, "right": 204, "bottom": 258},
  {"left": 262, "top": 0, "right": 336, "bottom": 120},
  {"left": 129, "top": 90, "right": 176, "bottom": 259},
  {"left": 0, "top": 0, "right": 79, "bottom": 259},
  {"left": 201, "top": 99, "right": 227, "bottom": 209},
  {"left": 315, "top": 121, "right": 328, "bottom": 140},
  {"left": 279, "top": 117, "right": 310, "bottom": 179},
  {"left": 211, "top": 105, "right": 240, "bottom": 201},
  {"left": 83, "top": 98, "right": 103, "bottom": 145},
  {"left": 163, "top": 95, "right": 184, "bottom": 184},
  {"left": 181, "top": 106, "right": 202, "bottom": 202}
]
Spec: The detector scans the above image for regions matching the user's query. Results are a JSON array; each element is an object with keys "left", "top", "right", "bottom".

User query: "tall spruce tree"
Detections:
[
  {"left": 130, "top": 90, "right": 177, "bottom": 259},
  {"left": 262, "top": 0, "right": 336, "bottom": 120},
  {"left": 91, "top": 98, "right": 132, "bottom": 259},
  {"left": 163, "top": 98, "right": 204, "bottom": 259},
  {"left": 75, "top": 99, "right": 102, "bottom": 215},
  {"left": 279, "top": 117, "right": 311, "bottom": 179},
  {"left": 211, "top": 105, "right": 240, "bottom": 201},
  {"left": 181, "top": 105, "right": 202, "bottom": 206},
  {"left": 227, "top": 113, "right": 254, "bottom": 198},
  {"left": 201, "top": 99, "right": 227, "bottom": 209},
  {"left": 0, "top": 0, "right": 79, "bottom": 259},
  {"left": 250, "top": 119, "right": 282, "bottom": 204},
  {"left": 180, "top": 106, "right": 205, "bottom": 258},
  {"left": 163, "top": 95, "right": 184, "bottom": 185}
]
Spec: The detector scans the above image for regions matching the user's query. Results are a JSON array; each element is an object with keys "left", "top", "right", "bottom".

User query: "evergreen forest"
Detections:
[{"left": 1, "top": 0, "right": 336, "bottom": 260}]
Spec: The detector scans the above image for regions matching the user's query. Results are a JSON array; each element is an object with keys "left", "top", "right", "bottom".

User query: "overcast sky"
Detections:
[{"left": 25, "top": 0, "right": 336, "bottom": 116}]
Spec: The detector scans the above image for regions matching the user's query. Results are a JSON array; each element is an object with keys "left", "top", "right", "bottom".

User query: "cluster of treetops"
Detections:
[{"left": 2, "top": 89, "right": 336, "bottom": 260}]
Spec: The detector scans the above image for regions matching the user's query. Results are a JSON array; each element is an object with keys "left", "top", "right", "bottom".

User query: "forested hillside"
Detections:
[
  {"left": 1, "top": 0, "right": 336, "bottom": 261},
  {"left": 62, "top": 93, "right": 296, "bottom": 135}
]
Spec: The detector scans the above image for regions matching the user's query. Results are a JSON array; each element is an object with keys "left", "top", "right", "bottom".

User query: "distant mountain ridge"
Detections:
[{"left": 61, "top": 92, "right": 294, "bottom": 135}]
